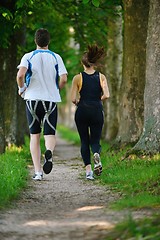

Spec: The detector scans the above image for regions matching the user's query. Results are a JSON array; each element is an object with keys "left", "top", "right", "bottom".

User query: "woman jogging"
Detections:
[{"left": 71, "top": 44, "right": 110, "bottom": 180}]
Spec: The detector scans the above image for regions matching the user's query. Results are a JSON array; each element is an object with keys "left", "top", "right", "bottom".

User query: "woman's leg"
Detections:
[
  {"left": 90, "top": 109, "right": 104, "bottom": 176},
  {"left": 75, "top": 107, "right": 91, "bottom": 167},
  {"left": 90, "top": 109, "right": 104, "bottom": 154}
]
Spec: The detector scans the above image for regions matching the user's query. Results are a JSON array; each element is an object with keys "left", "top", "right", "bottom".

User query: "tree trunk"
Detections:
[
  {"left": 103, "top": 6, "right": 123, "bottom": 141},
  {"left": 15, "top": 29, "right": 29, "bottom": 146},
  {"left": 0, "top": 90, "right": 5, "bottom": 153},
  {"left": 2, "top": 36, "right": 18, "bottom": 145},
  {"left": 134, "top": 0, "right": 160, "bottom": 153},
  {"left": 116, "top": 0, "right": 149, "bottom": 145},
  {"left": 0, "top": 0, "right": 29, "bottom": 147}
]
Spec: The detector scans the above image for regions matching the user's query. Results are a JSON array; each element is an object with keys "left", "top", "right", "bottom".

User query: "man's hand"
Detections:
[{"left": 18, "top": 83, "right": 27, "bottom": 98}]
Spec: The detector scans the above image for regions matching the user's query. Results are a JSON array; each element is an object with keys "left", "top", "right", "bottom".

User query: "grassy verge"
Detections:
[
  {"left": 57, "top": 124, "right": 80, "bottom": 145},
  {"left": 57, "top": 124, "right": 160, "bottom": 209},
  {"left": 100, "top": 145, "right": 160, "bottom": 209},
  {"left": 0, "top": 137, "right": 30, "bottom": 209},
  {"left": 57, "top": 125, "right": 160, "bottom": 239},
  {"left": 105, "top": 214, "right": 160, "bottom": 240}
]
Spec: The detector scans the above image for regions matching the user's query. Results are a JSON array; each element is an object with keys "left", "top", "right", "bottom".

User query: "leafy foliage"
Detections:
[
  {"left": 0, "top": 0, "right": 122, "bottom": 79},
  {"left": 83, "top": 0, "right": 100, "bottom": 7}
]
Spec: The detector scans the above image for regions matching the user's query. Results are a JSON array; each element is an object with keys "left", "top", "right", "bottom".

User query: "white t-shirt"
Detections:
[{"left": 17, "top": 49, "right": 67, "bottom": 102}]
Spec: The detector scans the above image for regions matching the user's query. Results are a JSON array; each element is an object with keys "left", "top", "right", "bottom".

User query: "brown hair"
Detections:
[
  {"left": 35, "top": 28, "right": 50, "bottom": 47},
  {"left": 81, "top": 44, "right": 105, "bottom": 68}
]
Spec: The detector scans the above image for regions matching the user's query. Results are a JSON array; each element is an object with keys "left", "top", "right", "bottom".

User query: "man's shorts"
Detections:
[{"left": 26, "top": 100, "right": 57, "bottom": 135}]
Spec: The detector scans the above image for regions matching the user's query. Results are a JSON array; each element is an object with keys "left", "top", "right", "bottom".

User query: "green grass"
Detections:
[
  {"left": 104, "top": 214, "right": 160, "bottom": 240},
  {"left": 0, "top": 125, "right": 159, "bottom": 238},
  {"left": 57, "top": 125, "right": 80, "bottom": 145},
  {"left": 0, "top": 135, "right": 48, "bottom": 209},
  {"left": 57, "top": 125, "right": 160, "bottom": 239},
  {"left": 100, "top": 146, "right": 160, "bottom": 209},
  {"left": 57, "top": 124, "right": 160, "bottom": 209},
  {"left": 0, "top": 143, "right": 29, "bottom": 209}
]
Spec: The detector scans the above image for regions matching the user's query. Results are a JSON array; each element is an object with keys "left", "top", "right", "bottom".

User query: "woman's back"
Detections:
[{"left": 79, "top": 71, "right": 102, "bottom": 102}]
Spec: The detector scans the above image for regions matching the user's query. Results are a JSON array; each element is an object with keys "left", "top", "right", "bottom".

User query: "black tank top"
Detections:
[
  {"left": 79, "top": 71, "right": 102, "bottom": 102},
  {"left": 78, "top": 71, "right": 103, "bottom": 109}
]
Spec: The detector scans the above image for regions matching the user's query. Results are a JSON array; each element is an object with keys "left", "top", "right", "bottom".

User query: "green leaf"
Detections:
[
  {"left": 92, "top": 0, "right": 100, "bottom": 7},
  {"left": 2, "top": 12, "right": 13, "bottom": 20},
  {"left": 82, "top": 0, "right": 90, "bottom": 4}
]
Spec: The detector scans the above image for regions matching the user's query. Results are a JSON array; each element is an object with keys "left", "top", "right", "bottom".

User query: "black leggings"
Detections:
[{"left": 75, "top": 104, "right": 104, "bottom": 166}]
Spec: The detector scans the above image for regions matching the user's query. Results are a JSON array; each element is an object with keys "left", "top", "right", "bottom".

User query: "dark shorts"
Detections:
[{"left": 26, "top": 100, "right": 57, "bottom": 135}]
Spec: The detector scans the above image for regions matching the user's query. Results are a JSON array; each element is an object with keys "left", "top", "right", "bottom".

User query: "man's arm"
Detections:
[
  {"left": 59, "top": 74, "right": 67, "bottom": 89},
  {"left": 16, "top": 67, "right": 27, "bottom": 95}
]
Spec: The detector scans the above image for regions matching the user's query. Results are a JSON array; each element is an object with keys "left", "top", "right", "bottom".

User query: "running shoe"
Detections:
[
  {"left": 43, "top": 150, "right": 53, "bottom": 174},
  {"left": 86, "top": 171, "right": 94, "bottom": 180},
  {"left": 93, "top": 153, "right": 102, "bottom": 176},
  {"left": 32, "top": 172, "right": 43, "bottom": 181}
]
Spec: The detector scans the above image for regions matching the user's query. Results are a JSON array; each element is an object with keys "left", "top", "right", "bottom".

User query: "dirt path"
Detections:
[{"left": 0, "top": 136, "right": 155, "bottom": 240}]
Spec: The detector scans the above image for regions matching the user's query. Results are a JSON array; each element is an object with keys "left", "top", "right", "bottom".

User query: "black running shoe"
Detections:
[{"left": 43, "top": 150, "right": 53, "bottom": 174}]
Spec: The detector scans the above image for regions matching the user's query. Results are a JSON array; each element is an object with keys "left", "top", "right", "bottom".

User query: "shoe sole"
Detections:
[
  {"left": 94, "top": 153, "right": 102, "bottom": 176},
  {"left": 94, "top": 166, "right": 102, "bottom": 176},
  {"left": 32, "top": 175, "right": 43, "bottom": 181},
  {"left": 43, "top": 150, "right": 53, "bottom": 174},
  {"left": 86, "top": 177, "right": 94, "bottom": 180},
  {"left": 32, "top": 177, "right": 42, "bottom": 181}
]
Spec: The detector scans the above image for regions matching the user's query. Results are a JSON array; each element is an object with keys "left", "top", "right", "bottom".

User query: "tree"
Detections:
[
  {"left": 115, "top": 0, "right": 149, "bottom": 145},
  {"left": 0, "top": 87, "right": 5, "bottom": 154},
  {"left": 103, "top": 5, "right": 123, "bottom": 141},
  {"left": 0, "top": 0, "right": 32, "bottom": 149},
  {"left": 0, "top": 0, "right": 71, "bottom": 150},
  {"left": 134, "top": 0, "right": 160, "bottom": 153}
]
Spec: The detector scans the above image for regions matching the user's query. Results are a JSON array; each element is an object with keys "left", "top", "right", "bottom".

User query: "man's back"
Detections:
[{"left": 18, "top": 49, "right": 66, "bottom": 102}]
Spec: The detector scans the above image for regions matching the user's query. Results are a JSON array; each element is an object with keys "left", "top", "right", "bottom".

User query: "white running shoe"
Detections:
[
  {"left": 86, "top": 171, "right": 94, "bottom": 180},
  {"left": 32, "top": 172, "right": 43, "bottom": 181},
  {"left": 93, "top": 153, "right": 102, "bottom": 176}
]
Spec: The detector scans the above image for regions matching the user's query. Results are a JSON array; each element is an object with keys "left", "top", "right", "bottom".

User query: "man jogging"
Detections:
[{"left": 17, "top": 28, "right": 67, "bottom": 180}]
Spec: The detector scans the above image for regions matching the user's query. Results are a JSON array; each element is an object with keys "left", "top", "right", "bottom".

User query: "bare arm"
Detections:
[
  {"left": 71, "top": 74, "right": 81, "bottom": 105},
  {"left": 100, "top": 74, "right": 110, "bottom": 101},
  {"left": 59, "top": 74, "right": 67, "bottom": 89},
  {"left": 16, "top": 67, "right": 27, "bottom": 95}
]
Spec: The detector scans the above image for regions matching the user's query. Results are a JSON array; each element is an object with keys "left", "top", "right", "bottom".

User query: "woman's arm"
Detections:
[
  {"left": 71, "top": 74, "right": 81, "bottom": 105},
  {"left": 100, "top": 73, "right": 110, "bottom": 100}
]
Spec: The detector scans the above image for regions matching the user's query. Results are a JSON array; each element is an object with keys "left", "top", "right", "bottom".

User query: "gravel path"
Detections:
[{"left": 0, "top": 136, "right": 155, "bottom": 240}]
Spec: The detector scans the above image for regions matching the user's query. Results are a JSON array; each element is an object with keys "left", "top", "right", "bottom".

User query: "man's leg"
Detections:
[
  {"left": 42, "top": 135, "right": 56, "bottom": 174},
  {"left": 42, "top": 102, "right": 57, "bottom": 174},
  {"left": 30, "top": 133, "right": 42, "bottom": 173},
  {"left": 44, "top": 134, "right": 56, "bottom": 152}
]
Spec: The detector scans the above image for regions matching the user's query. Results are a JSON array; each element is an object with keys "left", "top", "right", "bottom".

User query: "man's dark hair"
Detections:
[{"left": 35, "top": 28, "right": 50, "bottom": 47}]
